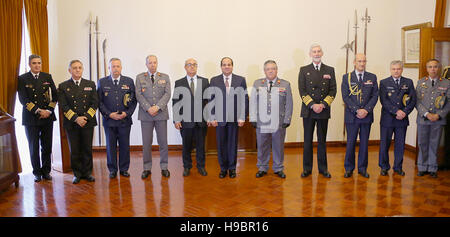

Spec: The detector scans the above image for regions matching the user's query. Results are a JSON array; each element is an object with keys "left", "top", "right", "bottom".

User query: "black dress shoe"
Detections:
[
  {"left": 42, "top": 173, "right": 52, "bottom": 180},
  {"left": 72, "top": 177, "right": 81, "bottom": 184},
  {"left": 109, "top": 172, "right": 117, "bottom": 179},
  {"left": 275, "top": 171, "right": 286, "bottom": 179},
  {"left": 161, "top": 169, "right": 170, "bottom": 177},
  {"left": 198, "top": 168, "right": 208, "bottom": 176},
  {"left": 120, "top": 171, "right": 130, "bottom": 177},
  {"left": 34, "top": 175, "right": 42, "bottom": 183},
  {"left": 229, "top": 169, "right": 236, "bottom": 178},
  {"left": 430, "top": 172, "right": 438, "bottom": 178},
  {"left": 219, "top": 170, "right": 227, "bottom": 179},
  {"left": 183, "top": 168, "right": 191, "bottom": 177},
  {"left": 344, "top": 171, "right": 353, "bottom": 178},
  {"left": 141, "top": 170, "right": 151, "bottom": 179},
  {"left": 394, "top": 169, "right": 405, "bottom": 176},
  {"left": 301, "top": 171, "right": 311, "bottom": 178},
  {"left": 85, "top": 175, "right": 95, "bottom": 182},
  {"left": 358, "top": 171, "right": 370, "bottom": 178},
  {"left": 320, "top": 171, "right": 331, "bottom": 178},
  {"left": 380, "top": 169, "right": 388, "bottom": 176},
  {"left": 417, "top": 171, "right": 427, "bottom": 177},
  {"left": 256, "top": 171, "right": 267, "bottom": 178}
]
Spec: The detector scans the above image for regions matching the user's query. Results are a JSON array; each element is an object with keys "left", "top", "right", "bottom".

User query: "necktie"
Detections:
[
  {"left": 34, "top": 74, "right": 38, "bottom": 80},
  {"left": 358, "top": 73, "right": 363, "bottom": 82},
  {"left": 75, "top": 81, "right": 79, "bottom": 87},
  {"left": 432, "top": 79, "right": 435, "bottom": 87},
  {"left": 151, "top": 74, "right": 155, "bottom": 84},
  {"left": 395, "top": 78, "right": 399, "bottom": 86},
  {"left": 225, "top": 77, "right": 230, "bottom": 94},
  {"left": 269, "top": 81, "right": 273, "bottom": 92},
  {"left": 190, "top": 78, "right": 195, "bottom": 94},
  {"left": 114, "top": 79, "right": 118, "bottom": 86},
  {"left": 315, "top": 65, "right": 319, "bottom": 71}
]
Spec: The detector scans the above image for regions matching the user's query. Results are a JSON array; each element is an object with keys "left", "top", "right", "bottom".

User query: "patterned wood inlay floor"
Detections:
[{"left": 1, "top": 146, "right": 449, "bottom": 217}]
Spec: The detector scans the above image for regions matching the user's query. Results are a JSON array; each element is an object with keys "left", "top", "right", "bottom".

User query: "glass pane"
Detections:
[{"left": 434, "top": 41, "right": 450, "bottom": 73}]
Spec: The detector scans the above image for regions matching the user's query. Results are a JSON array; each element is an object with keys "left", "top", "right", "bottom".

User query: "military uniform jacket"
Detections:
[
  {"left": 58, "top": 78, "right": 98, "bottom": 129},
  {"left": 298, "top": 63, "right": 336, "bottom": 119},
  {"left": 379, "top": 76, "right": 416, "bottom": 127},
  {"left": 341, "top": 71, "right": 378, "bottom": 124},
  {"left": 97, "top": 75, "right": 137, "bottom": 127},
  {"left": 415, "top": 77, "right": 450, "bottom": 125},
  {"left": 172, "top": 76, "right": 210, "bottom": 128},
  {"left": 249, "top": 78, "right": 293, "bottom": 129},
  {"left": 18, "top": 71, "right": 58, "bottom": 126},
  {"left": 135, "top": 72, "right": 171, "bottom": 121}
]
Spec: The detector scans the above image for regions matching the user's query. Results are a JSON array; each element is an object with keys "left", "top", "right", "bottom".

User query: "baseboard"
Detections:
[{"left": 93, "top": 140, "right": 417, "bottom": 153}]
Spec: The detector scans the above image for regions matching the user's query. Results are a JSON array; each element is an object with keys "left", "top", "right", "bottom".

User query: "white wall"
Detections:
[{"left": 47, "top": 0, "right": 436, "bottom": 146}]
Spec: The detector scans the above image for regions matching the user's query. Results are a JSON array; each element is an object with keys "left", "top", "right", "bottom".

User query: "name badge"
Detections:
[
  {"left": 364, "top": 80, "right": 373, "bottom": 85},
  {"left": 401, "top": 85, "right": 408, "bottom": 90},
  {"left": 43, "top": 82, "right": 50, "bottom": 85},
  {"left": 323, "top": 74, "right": 331, "bottom": 79},
  {"left": 84, "top": 87, "right": 92, "bottom": 91},
  {"left": 121, "top": 85, "right": 129, "bottom": 90}
]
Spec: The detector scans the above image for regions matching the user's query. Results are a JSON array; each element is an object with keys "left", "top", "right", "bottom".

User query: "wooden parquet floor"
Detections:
[{"left": 1, "top": 146, "right": 450, "bottom": 217}]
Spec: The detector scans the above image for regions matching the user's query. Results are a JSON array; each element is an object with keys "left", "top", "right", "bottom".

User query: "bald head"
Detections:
[{"left": 354, "top": 53, "right": 367, "bottom": 72}]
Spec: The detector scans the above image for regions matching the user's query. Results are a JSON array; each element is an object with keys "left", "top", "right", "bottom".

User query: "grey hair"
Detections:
[
  {"left": 390, "top": 60, "right": 404, "bottom": 68},
  {"left": 68, "top": 59, "right": 83, "bottom": 69},
  {"left": 109, "top": 57, "right": 121, "bottom": 64},
  {"left": 146, "top": 55, "right": 158, "bottom": 63},
  {"left": 309, "top": 44, "right": 322, "bottom": 53},
  {"left": 28, "top": 54, "right": 41, "bottom": 63},
  {"left": 263, "top": 60, "right": 277, "bottom": 68},
  {"left": 426, "top": 58, "right": 441, "bottom": 68}
]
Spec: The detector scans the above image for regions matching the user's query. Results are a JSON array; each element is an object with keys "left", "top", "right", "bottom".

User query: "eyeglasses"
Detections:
[{"left": 185, "top": 63, "right": 198, "bottom": 67}]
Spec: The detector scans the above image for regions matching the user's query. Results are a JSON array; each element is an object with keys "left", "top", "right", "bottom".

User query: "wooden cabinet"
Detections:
[{"left": 0, "top": 110, "right": 20, "bottom": 192}]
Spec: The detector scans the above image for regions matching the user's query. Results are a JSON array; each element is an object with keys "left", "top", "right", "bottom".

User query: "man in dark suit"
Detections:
[
  {"left": 341, "top": 53, "right": 378, "bottom": 178},
  {"left": 97, "top": 58, "right": 137, "bottom": 179},
  {"left": 58, "top": 60, "right": 98, "bottom": 184},
  {"left": 172, "top": 58, "right": 209, "bottom": 177},
  {"left": 298, "top": 44, "right": 336, "bottom": 178},
  {"left": 17, "top": 55, "right": 57, "bottom": 182},
  {"left": 208, "top": 57, "right": 249, "bottom": 178},
  {"left": 378, "top": 60, "right": 416, "bottom": 176}
]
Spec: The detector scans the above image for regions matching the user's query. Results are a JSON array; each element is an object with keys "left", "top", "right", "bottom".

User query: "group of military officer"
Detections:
[{"left": 17, "top": 45, "right": 449, "bottom": 184}]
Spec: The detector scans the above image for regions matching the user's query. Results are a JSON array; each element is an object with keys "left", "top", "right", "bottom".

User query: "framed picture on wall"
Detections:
[{"left": 401, "top": 22, "right": 432, "bottom": 68}]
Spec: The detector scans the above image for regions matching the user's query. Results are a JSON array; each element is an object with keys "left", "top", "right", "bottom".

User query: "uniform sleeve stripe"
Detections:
[
  {"left": 26, "top": 102, "right": 35, "bottom": 111},
  {"left": 64, "top": 110, "right": 75, "bottom": 120},
  {"left": 87, "top": 108, "right": 96, "bottom": 117}
]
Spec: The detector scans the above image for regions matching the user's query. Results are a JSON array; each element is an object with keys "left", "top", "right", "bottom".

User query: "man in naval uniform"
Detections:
[
  {"left": 415, "top": 59, "right": 450, "bottom": 178},
  {"left": 58, "top": 60, "right": 98, "bottom": 184},
  {"left": 136, "top": 55, "right": 171, "bottom": 178},
  {"left": 17, "top": 54, "right": 57, "bottom": 182},
  {"left": 250, "top": 60, "right": 293, "bottom": 179},
  {"left": 298, "top": 44, "right": 336, "bottom": 178}
]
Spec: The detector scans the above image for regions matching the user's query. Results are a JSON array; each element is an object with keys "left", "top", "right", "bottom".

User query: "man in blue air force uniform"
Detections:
[
  {"left": 378, "top": 60, "right": 416, "bottom": 176},
  {"left": 98, "top": 58, "right": 137, "bottom": 179}
]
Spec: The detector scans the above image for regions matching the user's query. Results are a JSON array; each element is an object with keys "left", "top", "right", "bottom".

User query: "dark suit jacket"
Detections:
[
  {"left": 209, "top": 74, "right": 249, "bottom": 126},
  {"left": 172, "top": 76, "right": 209, "bottom": 128},
  {"left": 379, "top": 76, "right": 416, "bottom": 127},
  {"left": 17, "top": 71, "right": 57, "bottom": 126},
  {"left": 58, "top": 78, "right": 98, "bottom": 129},
  {"left": 97, "top": 75, "right": 137, "bottom": 127},
  {"left": 341, "top": 71, "right": 378, "bottom": 124},
  {"left": 298, "top": 63, "right": 336, "bottom": 119}
]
